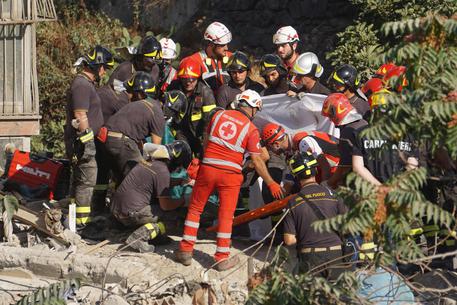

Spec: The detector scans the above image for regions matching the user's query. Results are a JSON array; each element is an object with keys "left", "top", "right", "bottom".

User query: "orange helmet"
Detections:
[
  {"left": 177, "top": 57, "right": 201, "bottom": 79},
  {"left": 261, "top": 123, "right": 286, "bottom": 145},
  {"left": 362, "top": 78, "right": 384, "bottom": 98},
  {"left": 383, "top": 65, "right": 407, "bottom": 92},
  {"left": 322, "top": 93, "right": 354, "bottom": 126},
  {"left": 374, "top": 63, "right": 397, "bottom": 78}
]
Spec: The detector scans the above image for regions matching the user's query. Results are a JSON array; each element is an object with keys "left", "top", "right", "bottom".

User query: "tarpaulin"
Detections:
[{"left": 254, "top": 93, "right": 340, "bottom": 138}]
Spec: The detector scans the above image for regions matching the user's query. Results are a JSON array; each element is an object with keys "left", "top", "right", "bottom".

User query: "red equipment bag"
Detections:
[{"left": 7, "top": 150, "right": 64, "bottom": 200}]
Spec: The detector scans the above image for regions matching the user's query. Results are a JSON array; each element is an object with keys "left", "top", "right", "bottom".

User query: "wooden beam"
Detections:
[
  {"left": 0, "top": 119, "right": 40, "bottom": 136},
  {"left": 14, "top": 205, "right": 69, "bottom": 246}
]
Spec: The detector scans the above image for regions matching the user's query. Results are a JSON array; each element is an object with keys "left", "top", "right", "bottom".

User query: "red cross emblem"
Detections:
[{"left": 219, "top": 121, "right": 237, "bottom": 140}]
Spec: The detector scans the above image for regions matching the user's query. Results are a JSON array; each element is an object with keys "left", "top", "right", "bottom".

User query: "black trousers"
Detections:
[
  {"left": 298, "top": 249, "right": 346, "bottom": 280},
  {"left": 104, "top": 136, "right": 142, "bottom": 185}
]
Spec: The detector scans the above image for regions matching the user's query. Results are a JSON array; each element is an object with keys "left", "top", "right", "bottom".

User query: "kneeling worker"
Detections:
[
  {"left": 110, "top": 140, "right": 192, "bottom": 252},
  {"left": 283, "top": 151, "right": 347, "bottom": 280}
]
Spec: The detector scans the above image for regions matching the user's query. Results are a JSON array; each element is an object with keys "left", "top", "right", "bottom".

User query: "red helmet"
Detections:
[
  {"left": 374, "top": 63, "right": 397, "bottom": 78},
  {"left": 177, "top": 57, "right": 201, "bottom": 79},
  {"left": 362, "top": 78, "right": 384, "bottom": 98},
  {"left": 262, "top": 123, "right": 286, "bottom": 145},
  {"left": 383, "top": 65, "right": 407, "bottom": 92},
  {"left": 322, "top": 93, "right": 354, "bottom": 126}
]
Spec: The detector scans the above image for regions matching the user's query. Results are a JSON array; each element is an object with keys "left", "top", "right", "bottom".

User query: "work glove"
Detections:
[
  {"left": 267, "top": 181, "right": 284, "bottom": 200},
  {"left": 76, "top": 129, "right": 96, "bottom": 162},
  {"left": 187, "top": 158, "right": 200, "bottom": 180}
]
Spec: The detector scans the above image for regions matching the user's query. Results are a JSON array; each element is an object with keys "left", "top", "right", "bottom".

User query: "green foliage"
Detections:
[
  {"left": 326, "top": 22, "right": 383, "bottom": 79},
  {"left": 16, "top": 278, "right": 80, "bottom": 305},
  {"left": 0, "top": 194, "right": 19, "bottom": 221},
  {"left": 314, "top": 169, "right": 454, "bottom": 264},
  {"left": 34, "top": 6, "right": 126, "bottom": 157},
  {"left": 325, "top": 0, "right": 456, "bottom": 73},
  {"left": 247, "top": 247, "right": 364, "bottom": 305}
]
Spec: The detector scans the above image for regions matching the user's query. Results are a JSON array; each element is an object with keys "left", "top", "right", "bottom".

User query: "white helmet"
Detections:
[
  {"left": 291, "top": 52, "right": 324, "bottom": 78},
  {"left": 273, "top": 26, "right": 299, "bottom": 44},
  {"left": 159, "top": 38, "right": 177, "bottom": 60},
  {"left": 204, "top": 22, "right": 232, "bottom": 45},
  {"left": 236, "top": 89, "right": 262, "bottom": 110}
]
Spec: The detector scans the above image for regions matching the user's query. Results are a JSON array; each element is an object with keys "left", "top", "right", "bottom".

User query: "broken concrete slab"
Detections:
[{"left": 0, "top": 245, "right": 157, "bottom": 286}]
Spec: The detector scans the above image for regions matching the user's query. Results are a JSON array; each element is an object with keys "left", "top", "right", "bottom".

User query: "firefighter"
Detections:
[
  {"left": 186, "top": 21, "right": 233, "bottom": 92},
  {"left": 159, "top": 38, "right": 178, "bottom": 92},
  {"left": 92, "top": 79, "right": 130, "bottom": 215},
  {"left": 321, "top": 93, "right": 368, "bottom": 189},
  {"left": 259, "top": 54, "right": 298, "bottom": 96},
  {"left": 64, "top": 45, "right": 114, "bottom": 228},
  {"left": 290, "top": 52, "right": 331, "bottom": 95},
  {"left": 111, "top": 140, "right": 192, "bottom": 252},
  {"left": 102, "top": 72, "right": 165, "bottom": 184},
  {"left": 175, "top": 90, "right": 284, "bottom": 271},
  {"left": 167, "top": 57, "right": 217, "bottom": 157},
  {"left": 273, "top": 26, "right": 300, "bottom": 79},
  {"left": 373, "top": 62, "right": 397, "bottom": 79},
  {"left": 216, "top": 51, "right": 264, "bottom": 109},
  {"left": 261, "top": 123, "right": 340, "bottom": 184},
  {"left": 327, "top": 64, "right": 370, "bottom": 117},
  {"left": 109, "top": 35, "right": 163, "bottom": 87},
  {"left": 162, "top": 90, "right": 188, "bottom": 143},
  {"left": 284, "top": 151, "right": 347, "bottom": 279}
]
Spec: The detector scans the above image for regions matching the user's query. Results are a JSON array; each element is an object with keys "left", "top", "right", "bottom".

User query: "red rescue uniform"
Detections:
[
  {"left": 179, "top": 109, "right": 261, "bottom": 261},
  {"left": 187, "top": 50, "right": 233, "bottom": 92},
  {"left": 292, "top": 131, "right": 340, "bottom": 179}
]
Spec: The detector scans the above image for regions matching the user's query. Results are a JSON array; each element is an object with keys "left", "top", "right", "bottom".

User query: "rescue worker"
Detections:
[
  {"left": 187, "top": 21, "right": 233, "bottom": 92},
  {"left": 162, "top": 90, "right": 188, "bottom": 143},
  {"left": 321, "top": 93, "right": 368, "bottom": 189},
  {"left": 273, "top": 26, "right": 300, "bottom": 78},
  {"left": 289, "top": 52, "right": 331, "bottom": 95},
  {"left": 327, "top": 64, "right": 370, "bottom": 117},
  {"left": 159, "top": 38, "right": 178, "bottom": 92},
  {"left": 373, "top": 62, "right": 397, "bottom": 78},
  {"left": 92, "top": 81, "right": 130, "bottom": 215},
  {"left": 361, "top": 77, "right": 384, "bottom": 108},
  {"left": 283, "top": 151, "right": 347, "bottom": 279},
  {"left": 111, "top": 140, "right": 192, "bottom": 253},
  {"left": 261, "top": 123, "right": 340, "bottom": 184},
  {"left": 102, "top": 72, "right": 165, "bottom": 184},
  {"left": 64, "top": 45, "right": 114, "bottom": 228},
  {"left": 175, "top": 90, "right": 284, "bottom": 271},
  {"left": 351, "top": 90, "right": 419, "bottom": 185},
  {"left": 259, "top": 54, "right": 297, "bottom": 96},
  {"left": 383, "top": 65, "right": 408, "bottom": 93},
  {"left": 167, "top": 57, "right": 217, "bottom": 157},
  {"left": 109, "top": 35, "right": 162, "bottom": 86},
  {"left": 216, "top": 51, "right": 264, "bottom": 109}
]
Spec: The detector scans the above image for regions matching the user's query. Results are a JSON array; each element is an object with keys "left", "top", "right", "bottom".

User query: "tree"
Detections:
[{"left": 248, "top": 5, "right": 457, "bottom": 305}]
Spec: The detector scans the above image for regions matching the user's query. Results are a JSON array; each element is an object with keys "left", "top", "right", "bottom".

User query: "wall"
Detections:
[{"left": 98, "top": 0, "right": 357, "bottom": 71}]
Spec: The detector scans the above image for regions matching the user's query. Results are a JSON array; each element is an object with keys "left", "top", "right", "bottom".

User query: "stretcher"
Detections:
[{"left": 206, "top": 194, "right": 295, "bottom": 232}]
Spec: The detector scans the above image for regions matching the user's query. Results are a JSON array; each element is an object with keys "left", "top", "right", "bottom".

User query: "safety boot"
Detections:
[
  {"left": 214, "top": 256, "right": 240, "bottom": 272},
  {"left": 125, "top": 222, "right": 165, "bottom": 253},
  {"left": 174, "top": 250, "right": 193, "bottom": 266}
]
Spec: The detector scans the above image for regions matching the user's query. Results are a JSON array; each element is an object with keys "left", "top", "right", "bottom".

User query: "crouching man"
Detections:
[
  {"left": 110, "top": 140, "right": 192, "bottom": 252},
  {"left": 283, "top": 151, "right": 347, "bottom": 280}
]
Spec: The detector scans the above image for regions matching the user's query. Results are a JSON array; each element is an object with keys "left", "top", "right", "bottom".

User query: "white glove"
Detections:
[
  {"left": 298, "top": 136, "right": 323, "bottom": 157},
  {"left": 143, "top": 143, "right": 170, "bottom": 160}
]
